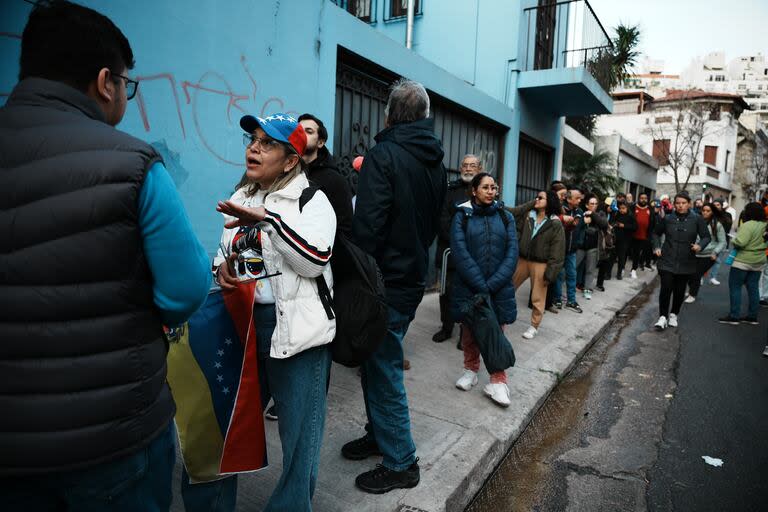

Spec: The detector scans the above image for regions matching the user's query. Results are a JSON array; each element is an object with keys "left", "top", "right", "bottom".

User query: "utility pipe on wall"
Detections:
[{"left": 405, "top": 0, "right": 415, "bottom": 49}]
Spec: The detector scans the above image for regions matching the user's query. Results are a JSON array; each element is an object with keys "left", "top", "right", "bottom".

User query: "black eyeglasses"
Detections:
[{"left": 114, "top": 73, "right": 139, "bottom": 100}]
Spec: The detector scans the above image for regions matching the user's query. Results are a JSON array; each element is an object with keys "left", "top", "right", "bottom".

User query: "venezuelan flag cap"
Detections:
[{"left": 240, "top": 113, "right": 307, "bottom": 156}]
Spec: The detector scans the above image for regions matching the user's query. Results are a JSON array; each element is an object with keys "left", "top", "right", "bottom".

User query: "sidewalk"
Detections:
[{"left": 171, "top": 269, "right": 656, "bottom": 512}]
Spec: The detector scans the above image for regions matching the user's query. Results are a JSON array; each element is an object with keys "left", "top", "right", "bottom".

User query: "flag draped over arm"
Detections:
[{"left": 166, "top": 282, "right": 267, "bottom": 483}]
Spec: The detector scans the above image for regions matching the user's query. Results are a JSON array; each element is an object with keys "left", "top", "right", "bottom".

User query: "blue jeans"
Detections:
[
  {"left": 183, "top": 304, "right": 332, "bottom": 512},
  {"left": 555, "top": 252, "right": 578, "bottom": 303},
  {"left": 729, "top": 267, "right": 761, "bottom": 319},
  {"left": 3, "top": 422, "right": 175, "bottom": 512},
  {"left": 361, "top": 305, "right": 417, "bottom": 471},
  {"left": 709, "top": 251, "right": 723, "bottom": 280}
]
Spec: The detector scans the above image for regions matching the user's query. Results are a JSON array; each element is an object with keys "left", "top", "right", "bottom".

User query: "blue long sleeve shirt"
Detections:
[{"left": 138, "top": 162, "right": 211, "bottom": 326}]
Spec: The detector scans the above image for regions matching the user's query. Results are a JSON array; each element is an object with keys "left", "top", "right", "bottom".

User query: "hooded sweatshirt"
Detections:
[{"left": 353, "top": 118, "right": 447, "bottom": 314}]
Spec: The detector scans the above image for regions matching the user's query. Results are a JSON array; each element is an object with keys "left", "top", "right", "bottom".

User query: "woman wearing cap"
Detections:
[
  {"left": 214, "top": 113, "right": 337, "bottom": 511},
  {"left": 651, "top": 192, "right": 711, "bottom": 331}
]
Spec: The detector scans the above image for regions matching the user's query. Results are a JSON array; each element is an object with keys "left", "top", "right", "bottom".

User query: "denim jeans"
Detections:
[
  {"left": 555, "top": 252, "right": 579, "bottom": 303},
  {"left": 361, "top": 305, "right": 417, "bottom": 471},
  {"left": 181, "top": 466, "right": 237, "bottom": 512},
  {"left": 2, "top": 422, "right": 175, "bottom": 512},
  {"left": 760, "top": 261, "right": 768, "bottom": 300},
  {"left": 729, "top": 267, "right": 761, "bottom": 319},
  {"left": 709, "top": 251, "right": 723, "bottom": 280}
]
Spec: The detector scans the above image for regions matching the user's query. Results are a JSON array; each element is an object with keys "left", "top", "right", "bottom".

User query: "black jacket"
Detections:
[
  {"left": 352, "top": 118, "right": 447, "bottom": 314},
  {"left": 0, "top": 78, "right": 174, "bottom": 475},
  {"left": 306, "top": 146, "right": 354, "bottom": 241},
  {"left": 652, "top": 211, "right": 712, "bottom": 275},
  {"left": 582, "top": 210, "right": 609, "bottom": 250},
  {"left": 436, "top": 179, "right": 471, "bottom": 269},
  {"left": 611, "top": 211, "right": 637, "bottom": 243}
]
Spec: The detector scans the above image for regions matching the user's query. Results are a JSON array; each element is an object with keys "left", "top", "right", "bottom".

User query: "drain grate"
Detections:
[{"left": 396, "top": 506, "right": 430, "bottom": 512}]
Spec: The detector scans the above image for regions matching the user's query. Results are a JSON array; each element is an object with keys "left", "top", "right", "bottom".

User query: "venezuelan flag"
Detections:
[{"left": 167, "top": 282, "right": 267, "bottom": 483}]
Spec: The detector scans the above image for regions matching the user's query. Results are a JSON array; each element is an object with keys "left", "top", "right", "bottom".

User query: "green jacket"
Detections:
[
  {"left": 733, "top": 220, "right": 768, "bottom": 265},
  {"left": 508, "top": 200, "right": 565, "bottom": 282}
]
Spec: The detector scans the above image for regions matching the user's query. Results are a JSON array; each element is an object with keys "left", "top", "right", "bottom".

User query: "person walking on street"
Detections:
[
  {"left": 630, "top": 192, "right": 655, "bottom": 278},
  {"left": 215, "top": 113, "right": 337, "bottom": 512},
  {"left": 709, "top": 198, "right": 733, "bottom": 285},
  {"left": 450, "top": 173, "right": 518, "bottom": 406},
  {"left": 579, "top": 195, "right": 608, "bottom": 298},
  {"left": 510, "top": 190, "right": 565, "bottom": 339},
  {"left": 0, "top": 3, "right": 212, "bottom": 509},
  {"left": 611, "top": 202, "right": 637, "bottom": 280},
  {"left": 343, "top": 79, "right": 446, "bottom": 494},
  {"left": 718, "top": 202, "right": 768, "bottom": 325},
  {"left": 554, "top": 188, "right": 585, "bottom": 313},
  {"left": 652, "top": 193, "right": 711, "bottom": 331},
  {"left": 685, "top": 203, "right": 727, "bottom": 303},
  {"left": 759, "top": 191, "right": 768, "bottom": 306},
  {"left": 433, "top": 154, "right": 482, "bottom": 342}
]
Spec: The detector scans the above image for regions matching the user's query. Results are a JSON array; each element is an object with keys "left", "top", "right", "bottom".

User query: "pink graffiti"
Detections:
[{"left": 134, "top": 73, "right": 187, "bottom": 138}]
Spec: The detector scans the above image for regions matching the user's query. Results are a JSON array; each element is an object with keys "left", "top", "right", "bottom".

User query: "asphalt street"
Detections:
[{"left": 467, "top": 269, "right": 768, "bottom": 511}]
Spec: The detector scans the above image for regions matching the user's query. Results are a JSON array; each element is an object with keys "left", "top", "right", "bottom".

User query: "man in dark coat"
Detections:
[
  {"left": 299, "top": 113, "right": 354, "bottom": 240},
  {"left": 433, "top": 154, "right": 482, "bottom": 342},
  {"left": 345, "top": 79, "right": 447, "bottom": 494},
  {"left": 0, "top": 2, "right": 211, "bottom": 508}
]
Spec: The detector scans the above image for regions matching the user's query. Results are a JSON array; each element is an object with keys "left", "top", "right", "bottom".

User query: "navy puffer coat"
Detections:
[{"left": 450, "top": 200, "right": 519, "bottom": 324}]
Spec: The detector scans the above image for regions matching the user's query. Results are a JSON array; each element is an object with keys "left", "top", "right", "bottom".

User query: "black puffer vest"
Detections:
[{"left": 0, "top": 78, "right": 173, "bottom": 475}]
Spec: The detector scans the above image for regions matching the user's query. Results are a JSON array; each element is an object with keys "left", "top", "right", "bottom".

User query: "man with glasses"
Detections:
[
  {"left": 0, "top": 3, "right": 211, "bottom": 510},
  {"left": 433, "top": 154, "right": 482, "bottom": 343}
]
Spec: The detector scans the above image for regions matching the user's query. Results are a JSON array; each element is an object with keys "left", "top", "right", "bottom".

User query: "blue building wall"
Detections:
[{"left": 0, "top": 0, "right": 609, "bottom": 256}]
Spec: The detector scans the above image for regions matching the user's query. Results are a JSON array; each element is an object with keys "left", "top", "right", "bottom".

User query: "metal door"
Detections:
[{"left": 516, "top": 134, "right": 553, "bottom": 204}]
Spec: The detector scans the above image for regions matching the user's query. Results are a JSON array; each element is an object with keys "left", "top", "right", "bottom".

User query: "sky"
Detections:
[{"left": 588, "top": 0, "right": 768, "bottom": 74}]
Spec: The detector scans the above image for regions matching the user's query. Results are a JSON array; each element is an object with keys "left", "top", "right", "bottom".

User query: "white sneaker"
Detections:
[
  {"left": 484, "top": 383, "right": 511, "bottom": 407},
  {"left": 631, "top": 270, "right": 638, "bottom": 279},
  {"left": 700, "top": 278, "right": 704, "bottom": 286},
  {"left": 455, "top": 369, "right": 478, "bottom": 391},
  {"left": 668, "top": 313, "right": 678, "bottom": 327},
  {"left": 583, "top": 289, "right": 592, "bottom": 300},
  {"left": 710, "top": 278, "right": 720, "bottom": 285},
  {"left": 654, "top": 316, "right": 668, "bottom": 331},
  {"left": 763, "top": 345, "right": 768, "bottom": 357},
  {"left": 684, "top": 295, "right": 696, "bottom": 304},
  {"left": 522, "top": 326, "right": 537, "bottom": 339}
]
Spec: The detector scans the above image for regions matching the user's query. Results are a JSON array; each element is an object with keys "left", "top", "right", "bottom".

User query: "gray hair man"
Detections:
[{"left": 345, "top": 78, "right": 447, "bottom": 493}]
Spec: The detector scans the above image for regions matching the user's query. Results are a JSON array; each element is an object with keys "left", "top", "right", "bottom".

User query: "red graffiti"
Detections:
[{"left": 134, "top": 73, "right": 187, "bottom": 138}]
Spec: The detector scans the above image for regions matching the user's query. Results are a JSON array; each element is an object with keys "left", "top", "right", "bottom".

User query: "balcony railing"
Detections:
[
  {"left": 332, "top": 0, "right": 376, "bottom": 23},
  {"left": 523, "top": 0, "right": 612, "bottom": 84}
]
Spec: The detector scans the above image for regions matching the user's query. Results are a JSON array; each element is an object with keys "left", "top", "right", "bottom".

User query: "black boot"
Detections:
[
  {"left": 356, "top": 460, "right": 420, "bottom": 494},
  {"left": 431, "top": 327, "right": 453, "bottom": 343},
  {"left": 342, "top": 434, "right": 382, "bottom": 460}
]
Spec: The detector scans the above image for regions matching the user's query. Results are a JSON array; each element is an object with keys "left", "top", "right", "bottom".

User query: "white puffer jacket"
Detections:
[{"left": 214, "top": 172, "right": 337, "bottom": 359}]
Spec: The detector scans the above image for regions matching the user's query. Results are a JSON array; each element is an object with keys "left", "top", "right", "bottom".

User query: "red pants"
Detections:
[{"left": 461, "top": 324, "right": 508, "bottom": 384}]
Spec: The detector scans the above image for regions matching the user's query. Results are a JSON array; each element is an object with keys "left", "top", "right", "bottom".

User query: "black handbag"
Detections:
[{"left": 461, "top": 294, "right": 516, "bottom": 374}]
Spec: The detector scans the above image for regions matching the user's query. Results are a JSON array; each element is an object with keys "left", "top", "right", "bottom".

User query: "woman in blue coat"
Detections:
[{"left": 450, "top": 172, "right": 518, "bottom": 407}]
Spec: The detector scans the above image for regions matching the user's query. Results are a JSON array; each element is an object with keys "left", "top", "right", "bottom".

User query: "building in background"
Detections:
[
  {"left": 594, "top": 134, "right": 658, "bottom": 198},
  {"left": 732, "top": 115, "right": 768, "bottom": 214}
]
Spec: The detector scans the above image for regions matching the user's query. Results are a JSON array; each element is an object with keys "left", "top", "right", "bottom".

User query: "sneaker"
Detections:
[
  {"left": 455, "top": 369, "right": 478, "bottom": 391},
  {"left": 483, "top": 383, "right": 511, "bottom": 407},
  {"left": 616, "top": 273, "right": 623, "bottom": 280},
  {"left": 631, "top": 270, "right": 638, "bottom": 279},
  {"left": 740, "top": 317, "right": 759, "bottom": 325},
  {"left": 760, "top": 299, "right": 768, "bottom": 307},
  {"left": 583, "top": 289, "right": 593, "bottom": 300},
  {"left": 700, "top": 278, "right": 704, "bottom": 286},
  {"left": 342, "top": 434, "right": 383, "bottom": 461},
  {"left": 684, "top": 295, "right": 696, "bottom": 304},
  {"left": 554, "top": 300, "right": 563, "bottom": 309},
  {"left": 545, "top": 305, "right": 559, "bottom": 314},
  {"left": 763, "top": 345, "right": 768, "bottom": 357},
  {"left": 710, "top": 278, "right": 720, "bottom": 286},
  {"left": 355, "top": 461, "right": 420, "bottom": 494},
  {"left": 265, "top": 405, "right": 278, "bottom": 421},
  {"left": 596, "top": 285, "right": 605, "bottom": 292},
  {"left": 522, "top": 326, "right": 537, "bottom": 339},
  {"left": 654, "top": 316, "right": 667, "bottom": 331},
  {"left": 432, "top": 328, "right": 452, "bottom": 343},
  {"left": 668, "top": 313, "right": 678, "bottom": 327},
  {"left": 565, "top": 301, "right": 583, "bottom": 313},
  {"left": 717, "top": 316, "right": 739, "bottom": 325}
]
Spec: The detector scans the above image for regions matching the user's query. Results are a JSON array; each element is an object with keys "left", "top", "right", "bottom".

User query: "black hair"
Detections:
[
  {"left": 742, "top": 202, "right": 766, "bottom": 222},
  {"left": 20, "top": 1, "right": 134, "bottom": 92},
  {"left": 616, "top": 192, "right": 627, "bottom": 199},
  {"left": 674, "top": 191, "right": 691, "bottom": 202},
  {"left": 297, "top": 113, "right": 328, "bottom": 142},
  {"left": 638, "top": 192, "right": 649, "bottom": 199},
  {"left": 701, "top": 202, "right": 722, "bottom": 241},
  {"left": 544, "top": 190, "right": 562, "bottom": 217},
  {"left": 470, "top": 172, "right": 493, "bottom": 190}
]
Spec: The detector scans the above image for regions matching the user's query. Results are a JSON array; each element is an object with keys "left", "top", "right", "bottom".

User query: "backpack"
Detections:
[{"left": 299, "top": 187, "right": 387, "bottom": 368}]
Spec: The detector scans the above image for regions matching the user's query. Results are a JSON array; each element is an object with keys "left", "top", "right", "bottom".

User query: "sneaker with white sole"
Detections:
[
  {"left": 522, "top": 326, "right": 537, "bottom": 339},
  {"left": 684, "top": 295, "right": 696, "bottom": 304},
  {"left": 763, "top": 345, "right": 768, "bottom": 357},
  {"left": 668, "top": 313, "right": 678, "bottom": 327},
  {"left": 654, "top": 316, "right": 668, "bottom": 331},
  {"left": 631, "top": 270, "right": 637, "bottom": 279},
  {"left": 710, "top": 278, "right": 720, "bottom": 285},
  {"left": 455, "top": 369, "right": 478, "bottom": 391},
  {"left": 583, "top": 289, "right": 593, "bottom": 300},
  {"left": 483, "top": 383, "right": 511, "bottom": 407}
]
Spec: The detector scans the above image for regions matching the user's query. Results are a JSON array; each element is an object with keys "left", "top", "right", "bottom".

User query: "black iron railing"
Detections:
[
  {"left": 523, "top": 0, "right": 612, "bottom": 84},
  {"left": 332, "top": 0, "right": 376, "bottom": 23}
]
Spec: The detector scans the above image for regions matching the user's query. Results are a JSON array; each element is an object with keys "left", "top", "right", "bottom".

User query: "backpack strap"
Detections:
[
  {"left": 315, "top": 276, "right": 335, "bottom": 320},
  {"left": 498, "top": 208, "right": 510, "bottom": 228}
]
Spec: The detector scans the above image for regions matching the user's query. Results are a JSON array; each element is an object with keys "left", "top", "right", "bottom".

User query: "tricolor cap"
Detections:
[{"left": 240, "top": 113, "right": 307, "bottom": 156}]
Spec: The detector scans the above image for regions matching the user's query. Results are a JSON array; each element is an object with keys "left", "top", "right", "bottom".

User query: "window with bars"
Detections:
[
  {"left": 333, "top": 0, "right": 375, "bottom": 23},
  {"left": 704, "top": 145, "right": 718, "bottom": 166},
  {"left": 387, "top": 0, "right": 422, "bottom": 20}
]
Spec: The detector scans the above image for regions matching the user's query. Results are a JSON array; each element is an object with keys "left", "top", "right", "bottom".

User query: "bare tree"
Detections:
[{"left": 646, "top": 99, "right": 712, "bottom": 193}]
